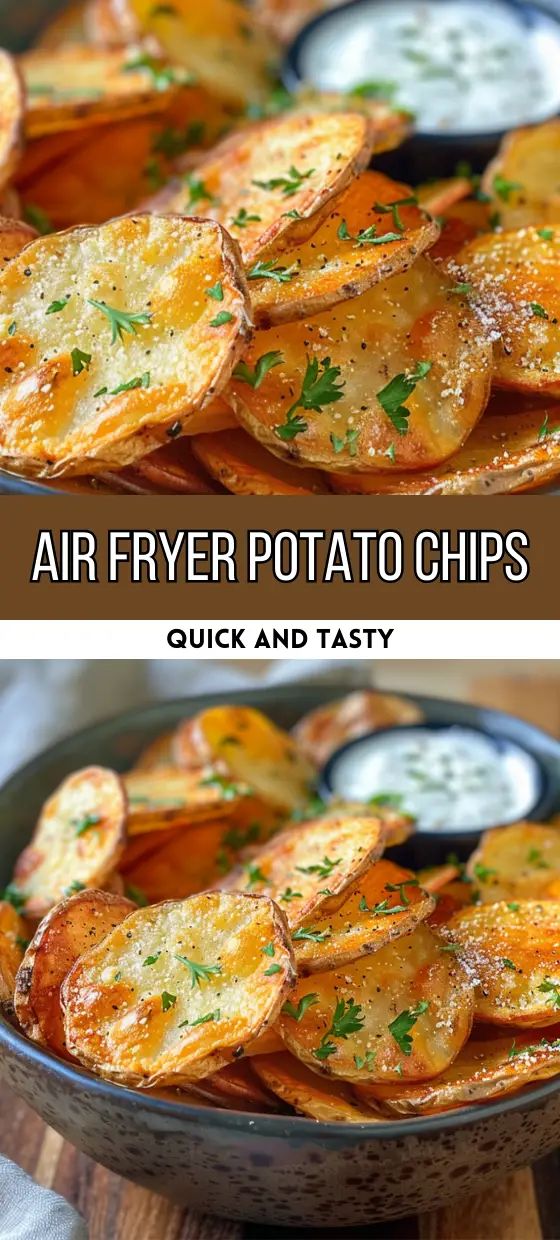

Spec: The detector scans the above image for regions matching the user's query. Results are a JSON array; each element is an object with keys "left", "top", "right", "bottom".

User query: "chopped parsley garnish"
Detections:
[
  {"left": 72, "top": 812, "right": 101, "bottom": 837},
  {"left": 231, "top": 207, "right": 262, "bottom": 229},
  {"left": 275, "top": 355, "right": 345, "bottom": 442},
  {"left": 354, "top": 1050, "right": 376, "bottom": 1070},
  {"left": 174, "top": 955, "right": 222, "bottom": 987},
  {"left": 182, "top": 174, "right": 214, "bottom": 209},
  {"left": 530, "top": 303, "right": 549, "bottom": 320},
  {"left": 245, "top": 862, "right": 267, "bottom": 886},
  {"left": 161, "top": 991, "right": 177, "bottom": 1011},
  {"left": 282, "top": 208, "right": 303, "bottom": 220},
  {"left": 296, "top": 855, "right": 341, "bottom": 879},
  {"left": 247, "top": 260, "right": 298, "bottom": 283},
  {"left": 16, "top": 936, "right": 30, "bottom": 951},
  {"left": 262, "top": 942, "right": 275, "bottom": 956},
  {"left": 348, "top": 80, "right": 397, "bottom": 100},
  {"left": 178, "top": 1009, "right": 220, "bottom": 1029},
  {"left": 210, "top": 310, "right": 234, "bottom": 327},
  {"left": 292, "top": 927, "right": 330, "bottom": 943},
  {"left": 313, "top": 997, "right": 365, "bottom": 1061},
  {"left": 71, "top": 347, "right": 91, "bottom": 376},
  {"left": 108, "top": 372, "right": 150, "bottom": 396},
  {"left": 123, "top": 882, "right": 148, "bottom": 906},
  {"left": 337, "top": 219, "right": 401, "bottom": 246},
  {"left": 449, "top": 283, "right": 473, "bottom": 296},
  {"left": 509, "top": 1036, "right": 560, "bottom": 1059},
  {"left": 143, "top": 952, "right": 161, "bottom": 966},
  {"left": 538, "top": 978, "right": 560, "bottom": 1008},
  {"left": 472, "top": 862, "right": 497, "bottom": 884},
  {"left": 537, "top": 413, "right": 560, "bottom": 440},
  {"left": 388, "top": 1000, "right": 429, "bottom": 1055},
  {"left": 376, "top": 361, "right": 432, "bottom": 435},
  {"left": 384, "top": 877, "right": 419, "bottom": 906},
  {"left": 1, "top": 883, "right": 25, "bottom": 911},
  {"left": 501, "top": 957, "right": 517, "bottom": 971},
  {"left": 63, "top": 880, "right": 86, "bottom": 897},
  {"left": 7, "top": 321, "right": 16, "bottom": 336},
  {"left": 291, "top": 795, "right": 327, "bottom": 823},
  {"left": 538, "top": 228, "right": 554, "bottom": 241},
  {"left": 368, "top": 792, "right": 404, "bottom": 808},
  {"left": 279, "top": 887, "right": 302, "bottom": 903},
  {"left": 373, "top": 196, "right": 417, "bottom": 233},
  {"left": 359, "top": 894, "right": 408, "bottom": 917},
  {"left": 124, "top": 52, "right": 191, "bottom": 91},
  {"left": 233, "top": 350, "right": 284, "bottom": 389},
  {"left": 46, "top": 297, "right": 70, "bottom": 315},
  {"left": 149, "top": 4, "right": 178, "bottom": 15},
  {"left": 527, "top": 847, "right": 550, "bottom": 868},
  {"left": 253, "top": 165, "right": 314, "bottom": 197},
  {"left": 23, "top": 204, "right": 52, "bottom": 234},
  {"left": 492, "top": 174, "right": 523, "bottom": 203},
  {"left": 440, "top": 943, "right": 461, "bottom": 953},
  {"left": 87, "top": 299, "right": 151, "bottom": 344},
  {"left": 507, "top": 902, "right": 520, "bottom": 912},
  {"left": 282, "top": 993, "right": 319, "bottom": 1021},
  {"left": 206, "top": 281, "right": 223, "bottom": 301},
  {"left": 200, "top": 773, "right": 245, "bottom": 800},
  {"left": 330, "top": 428, "right": 359, "bottom": 457},
  {"left": 264, "top": 963, "right": 282, "bottom": 975}
]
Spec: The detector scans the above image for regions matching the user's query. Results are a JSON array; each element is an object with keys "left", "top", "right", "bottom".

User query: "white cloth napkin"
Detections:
[{"left": 0, "top": 1157, "right": 87, "bottom": 1240}]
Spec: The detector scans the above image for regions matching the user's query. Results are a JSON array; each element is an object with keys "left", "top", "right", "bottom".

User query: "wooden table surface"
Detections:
[{"left": 2, "top": 673, "right": 560, "bottom": 1240}]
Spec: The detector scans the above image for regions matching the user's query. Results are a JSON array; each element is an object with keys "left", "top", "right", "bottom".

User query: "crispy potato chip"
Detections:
[
  {"left": 84, "top": 0, "right": 127, "bottom": 46},
  {"left": 293, "top": 859, "right": 435, "bottom": 975},
  {"left": 253, "top": 1051, "right": 382, "bottom": 1121},
  {"left": 124, "top": 767, "right": 249, "bottom": 835},
  {"left": 416, "top": 177, "right": 471, "bottom": 217},
  {"left": 292, "top": 690, "right": 424, "bottom": 767},
  {"left": 0, "top": 51, "right": 24, "bottom": 195},
  {"left": 10, "top": 767, "right": 127, "bottom": 919},
  {"left": 14, "top": 888, "right": 134, "bottom": 1058},
  {"left": 132, "top": 731, "right": 175, "bottom": 772},
  {"left": 229, "top": 257, "right": 492, "bottom": 472},
  {"left": 358, "top": 1026, "right": 560, "bottom": 1115},
  {"left": 0, "top": 214, "right": 251, "bottom": 478},
  {"left": 292, "top": 91, "right": 411, "bottom": 157},
  {"left": 121, "top": 820, "right": 247, "bottom": 902},
  {"left": 242, "top": 1027, "right": 284, "bottom": 1058},
  {"left": 130, "top": 440, "right": 221, "bottom": 494},
  {"left": 173, "top": 706, "right": 315, "bottom": 813},
  {"left": 482, "top": 120, "right": 560, "bottom": 231},
  {"left": 223, "top": 813, "right": 386, "bottom": 930},
  {"left": 453, "top": 228, "right": 560, "bottom": 396},
  {"left": 467, "top": 822, "right": 560, "bottom": 904},
  {"left": 62, "top": 891, "right": 295, "bottom": 1087},
  {"left": 192, "top": 428, "right": 329, "bottom": 495},
  {"left": 0, "top": 216, "right": 37, "bottom": 268},
  {"left": 426, "top": 880, "right": 475, "bottom": 928},
  {"left": 448, "top": 901, "right": 560, "bottom": 1028},
  {"left": 0, "top": 900, "right": 26, "bottom": 1008},
  {"left": 417, "top": 864, "right": 461, "bottom": 894},
  {"left": 430, "top": 197, "right": 492, "bottom": 262},
  {"left": 279, "top": 923, "right": 473, "bottom": 1083},
  {"left": 21, "top": 46, "right": 181, "bottom": 139},
  {"left": 146, "top": 111, "right": 375, "bottom": 264},
  {"left": 199, "top": 1060, "right": 278, "bottom": 1109},
  {"left": 248, "top": 172, "right": 439, "bottom": 327}
]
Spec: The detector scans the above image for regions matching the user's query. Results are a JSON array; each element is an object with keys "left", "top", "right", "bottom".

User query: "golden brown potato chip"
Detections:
[
  {"left": 223, "top": 813, "right": 386, "bottom": 930},
  {"left": 482, "top": 120, "right": 560, "bottom": 231},
  {"left": 279, "top": 923, "right": 473, "bottom": 1083},
  {"left": 229, "top": 257, "right": 492, "bottom": 473},
  {"left": 467, "top": 822, "right": 560, "bottom": 904},
  {"left": 0, "top": 51, "right": 24, "bottom": 194},
  {"left": 14, "top": 888, "right": 134, "bottom": 1058},
  {"left": 416, "top": 177, "right": 471, "bottom": 217},
  {"left": 132, "top": 731, "right": 175, "bottom": 772},
  {"left": 358, "top": 1025, "right": 560, "bottom": 1115},
  {"left": 426, "top": 879, "right": 475, "bottom": 928},
  {"left": 192, "top": 428, "right": 329, "bottom": 495},
  {"left": 253, "top": 1051, "right": 383, "bottom": 1121},
  {"left": 0, "top": 900, "right": 27, "bottom": 1008},
  {"left": 0, "top": 214, "right": 251, "bottom": 478},
  {"left": 133, "top": 439, "right": 221, "bottom": 494},
  {"left": 146, "top": 110, "right": 375, "bottom": 264},
  {"left": 292, "top": 690, "right": 424, "bottom": 767},
  {"left": 293, "top": 859, "right": 435, "bottom": 975},
  {"left": 447, "top": 900, "right": 560, "bottom": 1028},
  {"left": 0, "top": 216, "right": 37, "bottom": 268},
  {"left": 248, "top": 172, "right": 439, "bottom": 327},
  {"left": 10, "top": 767, "right": 127, "bottom": 919},
  {"left": 173, "top": 705, "right": 315, "bottom": 813},
  {"left": 198, "top": 1060, "right": 278, "bottom": 1110},
  {"left": 124, "top": 766, "right": 250, "bottom": 834},
  {"left": 62, "top": 891, "right": 295, "bottom": 1087},
  {"left": 242, "top": 1027, "right": 284, "bottom": 1058},
  {"left": 453, "top": 228, "right": 560, "bottom": 396}
]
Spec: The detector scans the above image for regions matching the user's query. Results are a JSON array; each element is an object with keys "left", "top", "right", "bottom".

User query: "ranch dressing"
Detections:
[
  {"left": 299, "top": 0, "right": 560, "bottom": 133},
  {"left": 328, "top": 725, "right": 540, "bottom": 831}
]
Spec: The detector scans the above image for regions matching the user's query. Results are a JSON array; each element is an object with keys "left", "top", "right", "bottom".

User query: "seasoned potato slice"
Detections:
[
  {"left": 482, "top": 120, "right": 560, "bottom": 231},
  {"left": 426, "top": 879, "right": 475, "bottom": 928},
  {"left": 223, "top": 814, "right": 386, "bottom": 930},
  {"left": 416, "top": 177, "right": 471, "bottom": 217},
  {"left": 0, "top": 51, "right": 24, "bottom": 194},
  {"left": 248, "top": 172, "right": 439, "bottom": 327},
  {"left": 119, "top": 822, "right": 228, "bottom": 901},
  {"left": 147, "top": 111, "right": 375, "bottom": 264},
  {"left": 358, "top": 1026, "right": 560, "bottom": 1116},
  {"left": 253, "top": 1051, "right": 383, "bottom": 1122},
  {"left": 293, "top": 690, "right": 424, "bottom": 767},
  {"left": 132, "top": 731, "right": 175, "bottom": 772},
  {"left": 0, "top": 214, "right": 251, "bottom": 478},
  {"left": 0, "top": 217, "right": 37, "bottom": 268},
  {"left": 195, "top": 1060, "right": 278, "bottom": 1110},
  {"left": 35, "top": 0, "right": 88, "bottom": 47},
  {"left": 10, "top": 767, "right": 126, "bottom": 919},
  {"left": 192, "top": 428, "right": 329, "bottom": 495},
  {"left": 14, "top": 889, "right": 134, "bottom": 1058},
  {"left": 467, "top": 822, "right": 560, "bottom": 904},
  {"left": 448, "top": 901, "right": 560, "bottom": 1028},
  {"left": 62, "top": 891, "right": 295, "bottom": 1086},
  {"left": 454, "top": 228, "right": 560, "bottom": 396},
  {"left": 21, "top": 47, "right": 181, "bottom": 139},
  {"left": 242, "top": 1027, "right": 284, "bottom": 1058},
  {"left": 0, "top": 900, "right": 27, "bottom": 1008},
  {"left": 293, "top": 859, "right": 435, "bottom": 975},
  {"left": 173, "top": 706, "right": 315, "bottom": 813},
  {"left": 279, "top": 923, "right": 473, "bottom": 1083},
  {"left": 124, "top": 767, "right": 249, "bottom": 835},
  {"left": 229, "top": 257, "right": 492, "bottom": 472},
  {"left": 134, "top": 439, "right": 221, "bottom": 495}
]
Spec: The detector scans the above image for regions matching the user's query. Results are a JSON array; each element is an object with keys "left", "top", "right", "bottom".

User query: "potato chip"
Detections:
[
  {"left": 124, "top": 766, "right": 249, "bottom": 835},
  {"left": 146, "top": 110, "right": 375, "bottom": 264},
  {"left": 416, "top": 177, "right": 471, "bottom": 217},
  {"left": 229, "top": 257, "right": 492, "bottom": 472},
  {"left": 467, "top": 822, "right": 560, "bottom": 904},
  {"left": 0, "top": 900, "right": 27, "bottom": 1008},
  {"left": 198, "top": 1060, "right": 278, "bottom": 1109},
  {"left": 132, "top": 731, "right": 175, "bottom": 772},
  {"left": 62, "top": 891, "right": 295, "bottom": 1087},
  {"left": 248, "top": 172, "right": 439, "bottom": 327},
  {"left": 0, "top": 51, "right": 24, "bottom": 194},
  {"left": 453, "top": 227, "right": 560, "bottom": 396},
  {"left": 279, "top": 923, "right": 473, "bottom": 1083},
  {"left": 292, "top": 91, "right": 411, "bottom": 158},
  {"left": 426, "top": 880, "right": 475, "bottom": 928},
  {"left": 418, "top": 863, "right": 461, "bottom": 894},
  {"left": 127, "top": 439, "right": 220, "bottom": 494},
  {"left": 447, "top": 900, "right": 560, "bottom": 1028},
  {"left": 253, "top": 1051, "right": 383, "bottom": 1122},
  {"left": 482, "top": 120, "right": 560, "bottom": 231},
  {"left": 242, "top": 1027, "right": 284, "bottom": 1058},
  {"left": 430, "top": 197, "right": 492, "bottom": 262},
  {"left": 223, "top": 813, "right": 386, "bottom": 930},
  {"left": 9, "top": 767, "right": 127, "bottom": 918},
  {"left": 14, "top": 888, "right": 134, "bottom": 1058},
  {"left": 293, "top": 859, "right": 435, "bottom": 975},
  {"left": 192, "top": 428, "right": 329, "bottom": 495},
  {"left": 0, "top": 216, "right": 37, "bottom": 268},
  {"left": 358, "top": 1026, "right": 560, "bottom": 1116},
  {"left": 292, "top": 690, "right": 424, "bottom": 767},
  {"left": 0, "top": 214, "right": 251, "bottom": 477},
  {"left": 173, "top": 705, "right": 315, "bottom": 813}
]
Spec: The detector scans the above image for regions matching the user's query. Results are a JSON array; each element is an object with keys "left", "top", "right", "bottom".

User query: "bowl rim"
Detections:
[{"left": 2, "top": 683, "right": 560, "bottom": 1140}]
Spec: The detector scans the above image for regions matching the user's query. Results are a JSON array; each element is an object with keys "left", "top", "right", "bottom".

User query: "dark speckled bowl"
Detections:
[{"left": 2, "top": 685, "right": 560, "bottom": 1228}]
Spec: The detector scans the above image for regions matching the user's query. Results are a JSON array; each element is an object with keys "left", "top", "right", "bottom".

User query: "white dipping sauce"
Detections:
[
  {"left": 299, "top": 0, "right": 560, "bottom": 133},
  {"left": 329, "top": 725, "right": 540, "bottom": 832}
]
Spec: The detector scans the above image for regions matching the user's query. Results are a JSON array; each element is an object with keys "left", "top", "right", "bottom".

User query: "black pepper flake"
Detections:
[{"left": 167, "top": 421, "right": 182, "bottom": 438}]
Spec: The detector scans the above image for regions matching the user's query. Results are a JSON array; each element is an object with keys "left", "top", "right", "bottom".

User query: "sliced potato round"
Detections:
[
  {"left": 134, "top": 439, "right": 221, "bottom": 494},
  {"left": 10, "top": 766, "right": 126, "bottom": 918},
  {"left": 416, "top": 177, "right": 471, "bottom": 217},
  {"left": 248, "top": 171, "right": 439, "bottom": 327},
  {"left": 453, "top": 227, "right": 560, "bottom": 396},
  {"left": 0, "top": 214, "right": 251, "bottom": 478},
  {"left": 253, "top": 1051, "right": 383, "bottom": 1122},
  {"left": 447, "top": 900, "right": 560, "bottom": 1028},
  {"left": 0, "top": 216, "right": 37, "bottom": 268},
  {"left": 62, "top": 891, "right": 295, "bottom": 1087},
  {"left": 0, "top": 51, "right": 24, "bottom": 194},
  {"left": 195, "top": 1060, "right": 278, "bottom": 1110},
  {"left": 292, "top": 689, "right": 424, "bottom": 767},
  {"left": 426, "top": 879, "right": 475, "bottom": 928},
  {"left": 173, "top": 705, "right": 315, "bottom": 813},
  {"left": 229, "top": 256, "right": 492, "bottom": 473},
  {"left": 132, "top": 731, "right": 175, "bottom": 772},
  {"left": 223, "top": 813, "right": 387, "bottom": 930},
  {"left": 192, "top": 428, "right": 329, "bottom": 495},
  {"left": 482, "top": 120, "right": 560, "bottom": 231},
  {"left": 293, "top": 859, "right": 435, "bottom": 976},
  {"left": 14, "top": 888, "right": 134, "bottom": 1058},
  {"left": 358, "top": 1026, "right": 560, "bottom": 1116},
  {"left": 0, "top": 900, "right": 26, "bottom": 1008},
  {"left": 124, "top": 766, "right": 249, "bottom": 835},
  {"left": 279, "top": 923, "right": 473, "bottom": 1083},
  {"left": 467, "top": 822, "right": 560, "bottom": 904},
  {"left": 120, "top": 820, "right": 227, "bottom": 902},
  {"left": 146, "top": 110, "right": 375, "bottom": 264},
  {"left": 430, "top": 196, "right": 492, "bottom": 262},
  {"left": 35, "top": 0, "right": 89, "bottom": 47}
]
